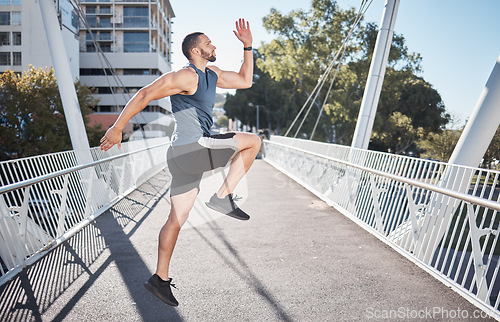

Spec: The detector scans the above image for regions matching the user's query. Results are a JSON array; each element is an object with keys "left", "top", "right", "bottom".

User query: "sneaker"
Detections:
[
  {"left": 144, "top": 274, "right": 179, "bottom": 307},
  {"left": 205, "top": 193, "right": 250, "bottom": 220}
]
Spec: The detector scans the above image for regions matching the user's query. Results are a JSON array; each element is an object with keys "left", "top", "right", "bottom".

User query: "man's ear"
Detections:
[{"left": 191, "top": 47, "right": 200, "bottom": 57}]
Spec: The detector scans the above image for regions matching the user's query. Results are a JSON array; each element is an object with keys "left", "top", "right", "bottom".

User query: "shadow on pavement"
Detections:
[
  {"left": 187, "top": 199, "right": 294, "bottom": 321},
  {"left": 0, "top": 169, "right": 183, "bottom": 321}
]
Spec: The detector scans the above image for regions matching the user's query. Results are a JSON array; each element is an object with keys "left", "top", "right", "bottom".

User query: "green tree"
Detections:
[
  {"left": 0, "top": 66, "right": 103, "bottom": 161},
  {"left": 482, "top": 126, "right": 500, "bottom": 169},
  {"left": 254, "top": 1, "right": 449, "bottom": 149},
  {"left": 416, "top": 129, "right": 462, "bottom": 162},
  {"left": 216, "top": 115, "right": 229, "bottom": 128},
  {"left": 257, "top": 0, "right": 361, "bottom": 140},
  {"left": 224, "top": 51, "right": 303, "bottom": 134},
  {"left": 372, "top": 112, "right": 424, "bottom": 155}
]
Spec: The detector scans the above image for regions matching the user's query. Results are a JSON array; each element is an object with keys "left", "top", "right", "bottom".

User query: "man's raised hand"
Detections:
[{"left": 233, "top": 18, "right": 252, "bottom": 47}]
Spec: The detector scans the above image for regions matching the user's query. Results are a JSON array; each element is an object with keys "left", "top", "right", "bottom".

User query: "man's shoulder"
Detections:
[
  {"left": 166, "top": 67, "right": 198, "bottom": 87},
  {"left": 174, "top": 66, "right": 198, "bottom": 77},
  {"left": 207, "top": 65, "right": 221, "bottom": 75}
]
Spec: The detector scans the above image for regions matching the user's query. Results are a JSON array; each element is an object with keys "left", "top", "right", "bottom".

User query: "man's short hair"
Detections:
[{"left": 182, "top": 32, "right": 204, "bottom": 59}]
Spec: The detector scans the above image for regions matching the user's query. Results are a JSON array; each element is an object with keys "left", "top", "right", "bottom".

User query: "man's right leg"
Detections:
[
  {"left": 156, "top": 187, "right": 198, "bottom": 280},
  {"left": 144, "top": 187, "right": 198, "bottom": 306}
]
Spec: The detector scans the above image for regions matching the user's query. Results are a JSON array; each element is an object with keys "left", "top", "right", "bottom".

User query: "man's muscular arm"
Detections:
[
  {"left": 212, "top": 18, "right": 253, "bottom": 89},
  {"left": 100, "top": 68, "right": 197, "bottom": 151}
]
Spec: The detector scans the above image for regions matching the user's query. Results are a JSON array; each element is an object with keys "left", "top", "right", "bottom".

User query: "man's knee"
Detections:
[
  {"left": 250, "top": 133, "right": 261, "bottom": 149},
  {"left": 167, "top": 209, "right": 189, "bottom": 228},
  {"left": 235, "top": 132, "right": 261, "bottom": 150}
]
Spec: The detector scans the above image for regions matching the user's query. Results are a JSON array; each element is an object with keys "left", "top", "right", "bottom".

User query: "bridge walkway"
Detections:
[{"left": 0, "top": 160, "right": 490, "bottom": 321}]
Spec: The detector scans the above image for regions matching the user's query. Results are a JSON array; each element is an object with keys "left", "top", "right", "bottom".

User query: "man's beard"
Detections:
[{"left": 201, "top": 48, "right": 216, "bottom": 62}]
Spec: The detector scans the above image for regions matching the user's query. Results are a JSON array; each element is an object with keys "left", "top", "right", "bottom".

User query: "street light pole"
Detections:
[
  {"left": 256, "top": 105, "right": 260, "bottom": 131},
  {"left": 248, "top": 103, "right": 260, "bottom": 132}
]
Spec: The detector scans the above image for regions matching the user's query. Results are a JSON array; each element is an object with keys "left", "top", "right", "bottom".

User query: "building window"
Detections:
[
  {"left": 123, "top": 7, "right": 148, "bottom": 16},
  {"left": 0, "top": 12, "right": 10, "bottom": 25},
  {"left": 12, "top": 52, "right": 21, "bottom": 65},
  {"left": 12, "top": 0, "right": 21, "bottom": 5},
  {"left": 0, "top": 32, "right": 9, "bottom": 46},
  {"left": 11, "top": 12, "right": 21, "bottom": 26},
  {"left": 95, "top": 87, "right": 113, "bottom": 94},
  {"left": 80, "top": 68, "right": 113, "bottom": 76},
  {"left": 86, "top": 6, "right": 97, "bottom": 14},
  {"left": 124, "top": 32, "right": 148, "bottom": 52},
  {"left": 99, "top": 6, "right": 111, "bottom": 14},
  {"left": 123, "top": 7, "right": 148, "bottom": 28},
  {"left": 0, "top": 0, "right": 10, "bottom": 5},
  {"left": 99, "top": 43, "right": 111, "bottom": 52},
  {"left": 87, "top": 16, "right": 97, "bottom": 28},
  {"left": 98, "top": 31, "right": 111, "bottom": 40},
  {"left": 99, "top": 17, "right": 111, "bottom": 28},
  {"left": 98, "top": 106, "right": 112, "bottom": 112},
  {"left": 12, "top": 32, "right": 20, "bottom": 45},
  {"left": 86, "top": 32, "right": 95, "bottom": 52},
  {"left": 0, "top": 52, "right": 10, "bottom": 65},
  {"left": 123, "top": 69, "right": 151, "bottom": 76}
]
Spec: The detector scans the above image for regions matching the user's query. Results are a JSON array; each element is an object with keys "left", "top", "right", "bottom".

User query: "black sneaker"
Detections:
[
  {"left": 205, "top": 193, "right": 250, "bottom": 220},
  {"left": 144, "top": 274, "right": 179, "bottom": 307}
]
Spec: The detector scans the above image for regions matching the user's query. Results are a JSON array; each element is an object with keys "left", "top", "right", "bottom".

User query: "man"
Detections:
[{"left": 99, "top": 18, "right": 260, "bottom": 306}]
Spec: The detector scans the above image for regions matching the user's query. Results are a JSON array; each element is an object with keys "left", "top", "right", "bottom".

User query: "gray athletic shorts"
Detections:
[{"left": 167, "top": 133, "right": 239, "bottom": 196}]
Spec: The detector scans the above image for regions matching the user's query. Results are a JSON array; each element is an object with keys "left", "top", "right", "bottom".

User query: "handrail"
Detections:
[
  {"left": 264, "top": 139, "right": 500, "bottom": 212},
  {"left": 0, "top": 142, "right": 169, "bottom": 195},
  {"left": 0, "top": 138, "right": 170, "bottom": 287},
  {"left": 264, "top": 137, "right": 500, "bottom": 318}
]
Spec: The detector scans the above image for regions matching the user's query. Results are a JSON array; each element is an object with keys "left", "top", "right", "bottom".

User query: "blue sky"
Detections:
[{"left": 169, "top": 0, "right": 500, "bottom": 126}]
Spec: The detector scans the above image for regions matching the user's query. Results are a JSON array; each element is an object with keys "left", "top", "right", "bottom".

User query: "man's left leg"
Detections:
[
  {"left": 205, "top": 132, "right": 260, "bottom": 220},
  {"left": 216, "top": 132, "right": 261, "bottom": 197}
]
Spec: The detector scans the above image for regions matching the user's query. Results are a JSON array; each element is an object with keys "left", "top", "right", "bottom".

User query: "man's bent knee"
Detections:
[
  {"left": 234, "top": 132, "right": 261, "bottom": 150},
  {"left": 252, "top": 133, "right": 262, "bottom": 149}
]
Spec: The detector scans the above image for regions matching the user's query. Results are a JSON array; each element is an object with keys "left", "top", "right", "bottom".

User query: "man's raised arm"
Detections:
[
  {"left": 99, "top": 68, "right": 197, "bottom": 151},
  {"left": 213, "top": 18, "right": 253, "bottom": 89}
]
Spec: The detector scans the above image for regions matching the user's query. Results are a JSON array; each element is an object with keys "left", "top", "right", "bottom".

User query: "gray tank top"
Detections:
[{"left": 170, "top": 63, "right": 218, "bottom": 146}]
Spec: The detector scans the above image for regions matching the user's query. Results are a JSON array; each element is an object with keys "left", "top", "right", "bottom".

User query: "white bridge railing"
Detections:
[
  {"left": 264, "top": 136, "right": 500, "bottom": 319},
  {"left": 0, "top": 137, "right": 170, "bottom": 286}
]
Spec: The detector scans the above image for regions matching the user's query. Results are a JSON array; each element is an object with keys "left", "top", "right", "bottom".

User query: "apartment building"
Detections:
[
  {"left": 0, "top": 0, "right": 80, "bottom": 79},
  {"left": 1, "top": 0, "right": 175, "bottom": 140},
  {"left": 79, "top": 0, "right": 175, "bottom": 139}
]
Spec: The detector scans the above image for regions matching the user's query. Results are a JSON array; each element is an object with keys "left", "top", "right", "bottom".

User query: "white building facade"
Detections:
[
  {"left": 79, "top": 0, "right": 175, "bottom": 139},
  {"left": 0, "top": 0, "right": 80, "bottom": 79},
  {"left": 0, "top": 0, "right": 175, "bottom": 140}
]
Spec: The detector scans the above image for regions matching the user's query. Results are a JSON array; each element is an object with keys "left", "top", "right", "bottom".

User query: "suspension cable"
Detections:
[
  {"left": 309, "top": 1, "right": 370, "bottom": 140},
  {"left": 310, "top": 49, "right": 346, "bottom": 140},
  {"left": 284, "top": 0, "right": 374, "bottom": 138},
  {"left": 69, "top": 0, "right": 150, "bottom": 128}
]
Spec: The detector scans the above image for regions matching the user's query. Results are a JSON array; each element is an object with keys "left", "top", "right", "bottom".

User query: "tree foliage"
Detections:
[
  {"left": 417, "top": 129, "right": 461, "bottom": 162},
  {"left": 0, "top": 66, "right": 103, "bottom": 161},
  {"left": 226, "top": 0, "right": 450, "bottom": 154},
  {"left": 216, "top": 115, "right": 229, "bottom": 128},
  {"left": 374, "top": 112, "right": 424, "bottom": 155},
  {"left": 484, "top": 127, "right": 500, "bottom": 169},
  {"left": 224, "top": 53, "right": 303, "bottom": 134}
]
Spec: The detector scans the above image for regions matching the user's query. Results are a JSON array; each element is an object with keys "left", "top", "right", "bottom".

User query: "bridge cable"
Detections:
[
  {"left": 284, "top": 0, "right": 373, "bottom": 139},
  {"left": 310, "top": 49, "right": 346, "bottom": 140},
  {"left": 293, "top": 0, "right": 372, "bottom": 138},
  {"left": 309, "top": 2, "right": 369, "bottom": 140},
  {"left": 68, "top": 0, "right": 151, "bottom": 133}
]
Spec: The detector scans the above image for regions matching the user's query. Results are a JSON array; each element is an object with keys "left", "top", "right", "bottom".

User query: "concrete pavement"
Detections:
[{"left": 0, "top": 160, "right": 493, "bottom": 321}]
